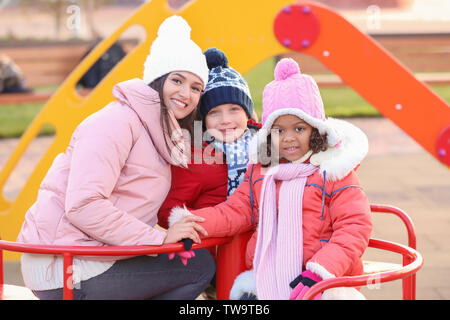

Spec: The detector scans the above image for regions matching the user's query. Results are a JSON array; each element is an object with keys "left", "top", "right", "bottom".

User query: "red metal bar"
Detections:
[
  {"left": 0, "top": 206, "right": 420, "bottom": 301},
  {"left": 370, "top": 204, "right": 416, "bottom": 249},
  {"left": 0, "top": 237, "right": 232, "bottom": 300},
  {"left": 63, "top": 253, "right": 73, "bottom": 300},
  {"left": 402, "top": 254, "right": 416, "bottom": 300},
  {"left": 302, "top": 238, "right": 423, "bottom": 300},
  {"left": 370, "top": 204, "right": 417, "bottom": 299},
  {"left": 216, "top": 231, "right": 252, "bottom": 300},
  {"left": 0, "top": 237, "right": 230, "bottom": 256}
]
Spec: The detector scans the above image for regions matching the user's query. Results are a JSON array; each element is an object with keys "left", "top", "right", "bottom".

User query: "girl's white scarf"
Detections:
[{"left": 253, "top": 163, "right": 318, "bottom": 299}]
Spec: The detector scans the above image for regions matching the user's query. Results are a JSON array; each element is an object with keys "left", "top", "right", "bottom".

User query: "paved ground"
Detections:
[{"left": 1, "top": 117, "right": 449, "bottom": 300}]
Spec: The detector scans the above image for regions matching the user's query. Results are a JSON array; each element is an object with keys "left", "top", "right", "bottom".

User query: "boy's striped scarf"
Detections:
[{"left": 208, "top": 129, "right": 254, "bottom": 196}]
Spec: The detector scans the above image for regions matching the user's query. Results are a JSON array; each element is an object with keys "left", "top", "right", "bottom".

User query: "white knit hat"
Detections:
[{"left": 143, "top": 15, "right": 209, "bottom": 89}]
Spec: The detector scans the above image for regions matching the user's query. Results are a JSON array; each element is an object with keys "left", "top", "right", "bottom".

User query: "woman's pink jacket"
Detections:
[{"left": 17, "top": 79, "right": 179, "bottom": 257}]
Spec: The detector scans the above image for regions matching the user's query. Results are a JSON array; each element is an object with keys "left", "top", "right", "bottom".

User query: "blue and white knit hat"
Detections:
[{"left": 200, "top": 48, "right": 253, "bottom": 119}]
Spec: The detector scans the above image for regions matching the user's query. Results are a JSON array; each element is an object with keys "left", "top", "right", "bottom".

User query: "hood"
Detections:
[
  {"left": 249, "top": 117, "right": 368, "bottom": 182},
  {"left": 309, "top": 118, "right": 368, "bottom": 181},
  {"left": 112, "top": 78, "right": 188, "bottom": 167}
]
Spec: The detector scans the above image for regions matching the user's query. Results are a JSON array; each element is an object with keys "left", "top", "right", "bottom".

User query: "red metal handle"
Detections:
[
  {"left": 0, "top": 237, "right": 231, "bottom": 256},
  {"left": 370, "top": 204, "right": 416, "bottom": 249},
  {"left": 0, "top": 204, "right": 420, "bottom": 300},
  {"left": 0, "top": 237, "right": 232, "bottom": 300},
  {"left": 370, "top": 204, "right": 418, "bottom": 299},
  {"left": 302, "top": 238, "right": 423, "bottom": 300}
]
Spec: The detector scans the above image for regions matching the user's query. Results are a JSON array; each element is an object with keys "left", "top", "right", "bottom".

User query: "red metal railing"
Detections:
[
  {"left": 0, "top": 237, "right": 232, "bottom": 300},
  {"left": 302, "top": 238, "right": 423, "bottom": 300},
  {"left": 0, "top": 204, "right": 422, "bottom": 300},
  {"left": 369, "top": 204, "right": 418, "bottom": 299}
]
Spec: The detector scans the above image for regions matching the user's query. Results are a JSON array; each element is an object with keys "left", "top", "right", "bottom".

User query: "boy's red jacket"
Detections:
[
  {"left": 158, "top": 121, "right": 261, "bottom": 229},
  {"left": 158, "top": 144, "right": 228, "bottom": 229}
]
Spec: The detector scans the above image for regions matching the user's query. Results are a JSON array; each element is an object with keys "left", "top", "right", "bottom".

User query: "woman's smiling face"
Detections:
[{"left": 162, "top": 71, "right": 204, "bottom": 119}]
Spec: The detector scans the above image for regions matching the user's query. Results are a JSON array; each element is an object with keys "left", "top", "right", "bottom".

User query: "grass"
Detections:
[
  {"left": 0, "top": 103, "right": 48, "bottom": 138},
  {"left": 1, "top": 58, "right": 449, "bottom": 139}
]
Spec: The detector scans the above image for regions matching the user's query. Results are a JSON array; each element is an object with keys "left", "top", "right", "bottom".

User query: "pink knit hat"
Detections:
[{"left": 260, "top": 58, "right": 340, "bottom": 147}]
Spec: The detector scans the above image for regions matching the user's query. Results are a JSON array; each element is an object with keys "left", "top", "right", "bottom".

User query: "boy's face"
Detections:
[
  {"left": 162, "top": 71, "right": 203, "bottom": 120},
  {"left": 271, "top": 114, "right": 313, "bottom": 162},
  {"left": 205, "top": 104, "right": 248, "bottom": 143}
]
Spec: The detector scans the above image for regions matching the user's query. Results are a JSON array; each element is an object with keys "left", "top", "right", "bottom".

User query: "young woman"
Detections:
[{"left": 16, "top": 15, "right": 215, "bottom": 300}]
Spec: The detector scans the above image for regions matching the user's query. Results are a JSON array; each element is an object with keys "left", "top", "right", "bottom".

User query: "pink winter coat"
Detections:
[{"left": 17, "top": 78, "right": 183, "bottom": 257}]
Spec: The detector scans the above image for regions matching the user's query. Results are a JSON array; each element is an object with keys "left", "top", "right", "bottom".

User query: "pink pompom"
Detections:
[{"left": 274, "top": 58, "right": 301, "bottom": 81}]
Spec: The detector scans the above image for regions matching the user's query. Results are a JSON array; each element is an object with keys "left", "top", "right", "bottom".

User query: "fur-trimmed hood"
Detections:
[{"left": 249, "top": 117, "right": 369, "bottom": 182}]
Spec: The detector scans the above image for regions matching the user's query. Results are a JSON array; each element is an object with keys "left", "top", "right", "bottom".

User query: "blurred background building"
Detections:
[{"left": 0, "top": 0, "right": 449, "bottom": 41}]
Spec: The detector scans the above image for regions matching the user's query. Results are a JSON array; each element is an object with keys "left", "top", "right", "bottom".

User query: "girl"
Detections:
[
  {"left": 16, "top": 15, "right": 215, "bottom": 300},
  {"left": 168, "top": 58, "right": 373, "bottom": 300}
]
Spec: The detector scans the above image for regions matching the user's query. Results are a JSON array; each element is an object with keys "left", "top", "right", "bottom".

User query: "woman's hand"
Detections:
[{"left": 163, "top": 215, "right": 208, "bottom": 244}]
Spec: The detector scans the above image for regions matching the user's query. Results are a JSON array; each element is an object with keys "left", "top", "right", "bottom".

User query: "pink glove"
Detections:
[
  {"left": 168, "top": 250, "right": 195, "bottom": 266},
  {"left": 289, "top": 270, "right": 322, "bottom": 300}
]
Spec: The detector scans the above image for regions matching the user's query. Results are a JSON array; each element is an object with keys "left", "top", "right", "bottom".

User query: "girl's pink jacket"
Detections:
[{"left": 17, "top": 79, "right": 178, "bottom": 255}]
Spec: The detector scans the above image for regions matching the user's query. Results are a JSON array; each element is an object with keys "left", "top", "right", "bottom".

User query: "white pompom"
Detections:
[{"left": 157, "top": 15, "right": 191, "bottom": 39}]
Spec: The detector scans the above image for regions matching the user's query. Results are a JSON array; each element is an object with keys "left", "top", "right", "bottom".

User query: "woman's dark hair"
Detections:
[
  {"left": 149, "top": 74, "right": 200, "bottom": 155},
  {"left": 261, "top": 127, "right": 328, "bottom": 167}
]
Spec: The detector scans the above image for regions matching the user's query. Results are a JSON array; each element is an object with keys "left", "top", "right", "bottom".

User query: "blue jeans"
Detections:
[{"left": 32, "top": 249, "right": 215, "bottom": 300}]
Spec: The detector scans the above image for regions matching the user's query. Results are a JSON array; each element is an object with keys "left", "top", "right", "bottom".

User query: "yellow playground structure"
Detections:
[{"left": 1, "top": 0, "right": 449, "bottom": 261}]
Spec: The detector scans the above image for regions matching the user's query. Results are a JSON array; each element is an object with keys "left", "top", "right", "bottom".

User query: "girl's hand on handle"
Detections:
[
  {"left": 164, "top": 215, "right": 208, "bottom": 244},
  {"left": 289, "top": 270, "right": 323, "bottom": 300}
]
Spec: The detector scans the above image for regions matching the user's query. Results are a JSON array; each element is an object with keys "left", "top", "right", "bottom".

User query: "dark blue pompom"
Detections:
[{"left": 204, "top": 47, "right": 228, "bottom": 69}]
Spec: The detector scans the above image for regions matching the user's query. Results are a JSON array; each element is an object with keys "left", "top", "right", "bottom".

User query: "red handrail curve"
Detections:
[
  {"left": 0, "top": 238, "right": 230, "bottom": 256},
  {"left": 302, "top": 238, "right": 423, "bottom": 300},
  {"left": 370, "top": 204, "right": 416, "bottom": 249},
  {"left": 0, "top": 237, "right": 231, "bottom": 300},
  {"left": 369, "top": 204, "right": 418, "bottom": 299},
  {"left": 1, "top": 204, "right": 421, "bottom": 300}
]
